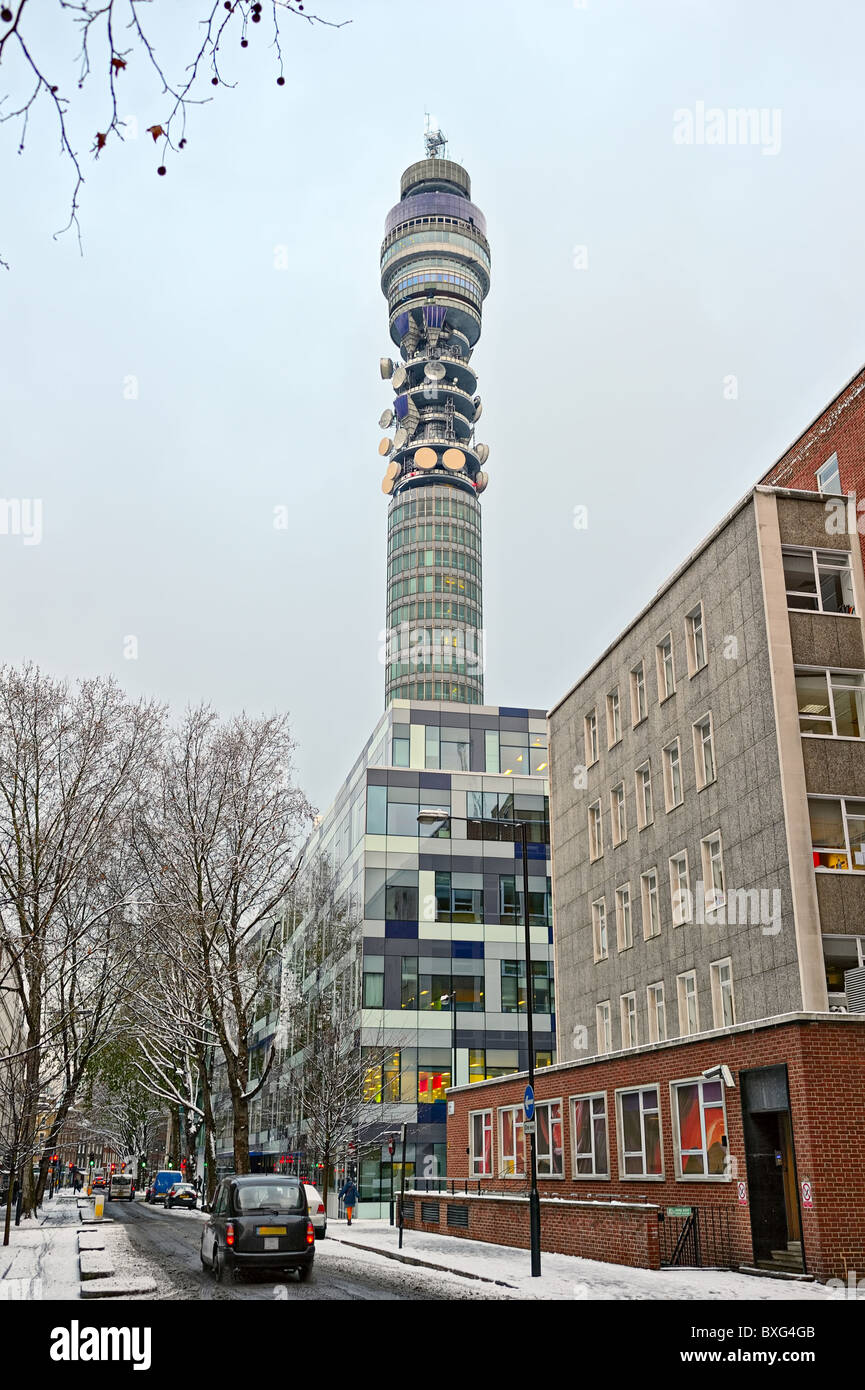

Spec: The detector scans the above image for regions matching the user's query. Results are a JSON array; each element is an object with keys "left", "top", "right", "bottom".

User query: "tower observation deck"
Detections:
[{"left": 378, "top": 145, "right": 491, "bottom": 707}]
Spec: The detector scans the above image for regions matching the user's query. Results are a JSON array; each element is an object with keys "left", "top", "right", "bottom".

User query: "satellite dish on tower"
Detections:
[
  {"left": 475, "top": 471, "right": 489, "bottom": 493},
  {"left": 385, "top": 459, "right": 400, "bottom": 480},
  {"left": 474, "top": 443, "right": 489, "bottom": 465},
  {"left": 393, "top": 427, "right": 408, "bottom": 450},
  {"left": 392, "top": 365, "right": 408, "bottom": 390},
  {"left": 414, "top": 447, "right": 437, "bottom": 470},
  {"left": 472, "top": 397, "right": 483, "bottom": 422},
  {"left": 381, "top": 474, "right": 396, "bottom": 495},
  {"left": 442, "top": 448, "right": 465, "bottom": 471},
  {"left": 378, "top": 437, "right": 393, "bottom": 457},
  {"left": 424, "top": 360, "right": 446, "bottom": 382},
  {"left": 380, "top": 358, "right": 394, "bottom": 380},
  {"left": 379, "top": 409, "right": 394, "bottom": 430}
]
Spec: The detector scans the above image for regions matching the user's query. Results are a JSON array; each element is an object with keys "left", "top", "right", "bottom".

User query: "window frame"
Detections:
[
  {"left": 588, "top": 799, "right": 603, "bottom": 862},
  {"left": 656, "top": 633, "right": 676, "bottom": 702},
  {"left": 635, "top": 761, "right": 654, "bottom": 829},
  {"left": 619, "top": 992, "right": 638, "bottom": 1050},
  {"left": 615, "top": 1084, "right": 664, "bottom": 1180},
  {"left": 815, "top": 453, "right": 842, "bottom": 497},
  {"left": 469, "top": 1109, "right": 493, "bottom": 1177},
  {"left": 669, "top": 849, "right": 691, "bottom": 927},
  {"left": 710, "top": 957, "right": 735, "bottom": 1029},
  {"left": 809, "top": 793, "right": 865, "bottom": 873},
  {"left": 535, "top": 1098, "right": 565, "bottom": 1178},
  {"left": 662, "top": 737, "right": 684, "bottom": 811},
  {"left": 795, "top": 666, "right": 865, "bottom": 740},
  {"left": 596, "top": 1000, "right": 612, "bottom": 1056},
  {"left": 630, "top": 661, "right": 647, "bottom": 727},
  {"left": 570, "top": 1091, "right": 610, "bottom": 1180},
  {"left": 592, "top": 897, "right": 608, "bottom": 962},
  {"left": 700, "top": 831, "right": 726, "bottom": 911},
  {"left": 615, "top": 883, "right": 633, "bottom": 951},
  {"left": 641, "top": 867, "right": 661, "bottom": 940},
  {"left": 647, "top": 982, "right": 666, "bottom": 1043},
  {"left": 606, "top": 687, "right": 622, "bottom": 748},
  {"left": 685, "top": 602, "right": 707, "bottom": 676},
  {"left": 782, "top": 544, "right": 856, "bottom": 616},
  {"left": 610, "top": 781, "right": 627, "bottom": 846},
  {"left": 669, "top": 1076, "right": 730, "bottom": 1183},
  {"left": 498, "top": 1105, "right": 526, "bottom": 1178},
  {"left": 677, "top": 969, "right": 700, "bottom": 1037},
  {"left": 692, "top": 713, "right": 716, "bottom": 790},
  {"left": 584, "top": 709, "right": 599, "bottom": 767}
]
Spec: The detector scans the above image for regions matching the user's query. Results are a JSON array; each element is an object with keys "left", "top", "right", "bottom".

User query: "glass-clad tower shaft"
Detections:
[{"left": 378, "top": 152, "right": 491, "bottom": 706}]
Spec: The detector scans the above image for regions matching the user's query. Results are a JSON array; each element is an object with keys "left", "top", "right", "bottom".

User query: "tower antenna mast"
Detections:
[{"left": 424, "top": 111, "right": 448, "bottom": 160}]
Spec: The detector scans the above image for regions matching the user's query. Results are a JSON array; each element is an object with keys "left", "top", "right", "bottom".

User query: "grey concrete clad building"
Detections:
[{"left": 549, "top": 486, "right": 865, "bottom": 1064}]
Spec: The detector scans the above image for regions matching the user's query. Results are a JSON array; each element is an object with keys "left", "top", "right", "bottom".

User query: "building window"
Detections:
[
  {"left": 656, "top": 634, "right": 676, "bottom": 701},
  {"left": 672, "top": 1078, "right": 727, "bottom": 1178},
  {"left": 823, "top": 934, "right": 865, "bottom": 999},
  {"left": 662, "top": 738, "right": 683, "bottom": 811},
  {"left": 469, "top": 1110, "right": 492, "bottom": 1177},
  {"left": 617, "top": 1086, "right": 662, "bottom": 1177},
  {"left": 809, "top": 795, "right": 865, "bottom": 871},
  {"left": 816, "top": 453, "right": 842, "bottom": 496},
  {"left": 677, "top": 970, "right": 699, "bottom": 1036},
  {"left": 596, "top": 1001, "right": 612, "bottom": 1055},
  {"left": 620, "top": 992, "right": 638, "bottom": 1049},
  {"left": 700, "top": 832, "right": 726, "bottom": 910},
  {"left": 782, "top": 546, "right": 855, "bottom": 615},
  {"left": 501, "top": 960, "right": 554, "bottom": 1014},
  {"left": 536, "top": 1100, "right": 564, "bottom": 1177},
  {"left": 610, "top": 782, "right": 627, "bottom": 845},
  {"left": 686, "top": 603, "right": 707, "bottom": 675},
  {"left": 796, "top": 668, "right": 865, "bottom": 738},
  {"left": 692, "top": 714, "right": 716, "bottom": 789},
  {"left": 592, "top": 898, "right": 608, "bottom": 962},
  {"left": 710, "top": 958, "right": 735, "bottom": 1028},
  {"left": 669, "top": 850, "right": 690, "bottom": 927},
  {"left": 588, "top": 800, "right": 603, "bottom": 861},
  {"left": 635, "top": 762, "right": 653, "bottom": 829},
  {"left": 498, "top": 1106, "right": 525, "bottom": 1177},
  {"left": 484, "top": 728, "right": 500, "bottom": 773},
  {"left": 400, "top": 956, "right": 418, "bottom": 1008},
  {"left": 571, "top": 1093, "right": 608, "bottom": 1178},
  {"left": 585, "top": 709, "right": 599, "bottom": 767},
  {"left": 607, "top": 688, "right": 622, "bottom": 747},
  {"left": 615, "top": 884, "right": 633, "bottom": 951},
  {"left": 641, "top": 868, "right": 661, "bottom": 939},
  {"left": 647, "top": 982, "right": 666, "bottom": 1042},
  {"left": 362, "top": 972, "right": 384, "bottom": 1008},
  {"left": 630, "top": 661, "right": 647, "bottom": 726}
]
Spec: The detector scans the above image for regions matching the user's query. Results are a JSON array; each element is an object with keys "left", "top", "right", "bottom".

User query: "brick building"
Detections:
[{"left": 762, "top": 361, "right": 865, "bottom": 524}]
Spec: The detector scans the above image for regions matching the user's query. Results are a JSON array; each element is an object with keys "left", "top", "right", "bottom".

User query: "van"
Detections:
[
  {"left": 108, "top": 1172, "right": 134, "bottom": 1201},
  {"left": 146, "top": 1170, "right": 182, "bottom": 1204}
]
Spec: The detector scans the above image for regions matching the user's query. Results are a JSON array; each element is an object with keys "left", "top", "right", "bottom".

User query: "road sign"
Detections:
[
  {"left": 737, "top": 1180, "right": 747, "bottom": 1205},
  {"left": 523, "top": 1121, "right": 536, "bottom": 1135},
  {"left": 666, "top": 1206, "right": 692, "bottom": 1217},
  {"left": 523, "top": 1085, "right": 535, "bottom": 1121},
  {"left": 801, "top": 1179, "right": 813, "bottom": 1209}
]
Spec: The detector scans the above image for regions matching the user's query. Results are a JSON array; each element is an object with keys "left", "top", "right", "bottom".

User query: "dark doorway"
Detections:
[{"left": 740, "top": 1065, "right": 804, "bottom": 1272}]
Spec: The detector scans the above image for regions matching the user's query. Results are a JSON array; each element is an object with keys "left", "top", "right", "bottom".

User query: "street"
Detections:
[{"left": 110, "top": 1199, "right": 492, "bottom": 1301}]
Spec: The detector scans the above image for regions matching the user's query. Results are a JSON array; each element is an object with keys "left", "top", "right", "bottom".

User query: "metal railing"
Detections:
[{"left": 658, "top": 1206, "right": 733, "bottom": 1268}]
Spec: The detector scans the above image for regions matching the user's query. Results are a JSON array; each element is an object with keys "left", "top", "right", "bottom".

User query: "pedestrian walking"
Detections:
[{"left": 338, "top": 1177, "right": 359, "bottom": 1225}]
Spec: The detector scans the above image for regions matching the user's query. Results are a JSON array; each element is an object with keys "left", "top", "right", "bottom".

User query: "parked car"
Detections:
[
  {"left": 200, "top": 1175, "right": 314, "bottom": 1283},
  {"left": 108, "top": 1173, "right": 135, "bottom": 1201},
  {"left": 145, "top": 1170, "right": 183, "bottom": 1204},
  {"left": 165, "top": 1182, "right": 198, "bottom": 1210},
  {"left": 91, "top": 1171, "right": 107, "bottom": 1190},
  {"left": 303, "top": 1183, "right": 327, "bottom": 1239}
]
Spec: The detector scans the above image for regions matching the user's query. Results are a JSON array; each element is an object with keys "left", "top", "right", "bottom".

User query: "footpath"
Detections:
[
  {"left": 0, "top": 1190, "right": 156, "bottom": 1301},
  {"left": 328, "top": 1219, "right": 840, "bottom": 1302}
]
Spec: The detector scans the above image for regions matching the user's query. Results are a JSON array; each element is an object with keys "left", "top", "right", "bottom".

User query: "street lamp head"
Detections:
[{"left": 417, "top": 808, "right": 448, "bottom": 825}]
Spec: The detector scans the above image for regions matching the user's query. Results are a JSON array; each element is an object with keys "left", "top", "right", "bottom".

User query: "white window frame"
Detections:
[
  {"left": 795, "top": 666, "right": 865, "bottom": 740},
  {"left": 606, "top": 687, "right": 622, "bottom": 748},
  {"left": 630, "top": 661, "right": 647, "bottom": 726},
  {"left": 647, "top": 982, "right": 666, "bottom": 1043},
  {"left": 662, "top": 738, "right": 684, "bottom": 811},
  {"left": 670, "top": 1076, "right": 730, "bottom": 1182},
  {"left": 584, "top": 709, "right": 599, "bottom": 767},
  {"left": 588, "top": 800, "right": 603, "bottom": 862},
  {"left": 782, "top": 545, "right": 856, "bottom": 615},
  {"left": 669, "top": 849, "right": 691, "bottom": 927},
  {"left": 710, "top": 957, "right": 735, "bottom": 1028},
  {"left": 700, "top": 831, "right": 726, "bottom": 911},
  {"left": 592, "top": 897, "right": 608, "bottom": 962},
  {"left": 692, "top": 713, "right": 716, "bottom": 790},
  {"left": 685, "top": 602, "right": 707, "bottom": 676},
  {"left": 815, "top": 453, "right": 842, "bottom": 497},
  {"left": 497, "top": 1105, "right": 525, "bottom": 1178},
  {"left": 656, "top": 633, "right": 676, "bottom": 702},
  {"left": 610, "top": 781, "right": 627, "bottom": 846},
  {"left": 809, "top": 794, "right": 865, "bottom": 873},
  {"left": 535, "top": 1098, "right": 565, "bottom": 1178},
  {"left": 469, "top": 1108, "right": 493, "bottom": 1177},
  {"left": 677, "top": 970, "right": 700, "bottom": 1037},
  {"left": 615, "top": 1085, "right": 664, "bottom": 1180},
  {"left": 615, "top": 883, "right": 633, "bottom": 951},
  {"left": 596, "top": 1000, "right": 612, "bottom": 1056},
  {"left": 641, "top": 867, "right": 661, "bottom": 940},
  {"left": 635, "top": 762, "right": 653, "bottom": 829},
  {"left": 619, "top": 992, "right": 638, "bottom": 1049},
  {"left": 570, "top": 1092, "right": 609, "bottom": 1180}
]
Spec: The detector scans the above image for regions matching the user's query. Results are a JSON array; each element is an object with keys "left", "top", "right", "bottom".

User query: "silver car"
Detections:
[{"left": 303, "top": 1183, "right": 327, "bottom": 1238}]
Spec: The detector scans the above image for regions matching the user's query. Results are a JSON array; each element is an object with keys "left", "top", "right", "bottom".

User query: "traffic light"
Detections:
[
  {"left": 110, "top": 1163, "right": 116, "bottom": 1174},
  {"left": 51, "top": 1154, "right": 58, "bottom": 1163},
  {"left": 88, "top": 1156, "right": 94, "bottom": 1168}
]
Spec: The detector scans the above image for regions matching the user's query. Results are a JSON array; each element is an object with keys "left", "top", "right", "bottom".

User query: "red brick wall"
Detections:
[
  {"left": 399, "top": 1191, "right": 661, "bottom": 1269},
  {"left": 445, "top": 1018, "right": 865, "bottom": 1282}
]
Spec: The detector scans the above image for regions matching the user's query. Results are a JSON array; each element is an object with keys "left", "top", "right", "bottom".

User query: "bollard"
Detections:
[{"left": 93, "top": 1192, "right": 104, "bottom": 1221}]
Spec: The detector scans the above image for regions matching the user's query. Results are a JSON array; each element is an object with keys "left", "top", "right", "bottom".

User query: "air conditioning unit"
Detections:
[{"left": 844, "top": 965, "right": 865, "bottom": 1013}]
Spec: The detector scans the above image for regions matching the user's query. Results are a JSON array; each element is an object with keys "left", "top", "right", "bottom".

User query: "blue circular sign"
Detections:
[{"left": 524, "top": 1085, "right": 535, "bottom": 1120}]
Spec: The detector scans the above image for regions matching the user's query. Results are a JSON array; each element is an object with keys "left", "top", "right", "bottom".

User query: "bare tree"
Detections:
[
  {"left": 136, "top": 703, "right": 313, "bottom": 1178},
  {"left": 0, "top": 663, "right": 164, "bottom": 1214},
  {"left": 0, "top": 0, "right": 349, "bottom": 263}
]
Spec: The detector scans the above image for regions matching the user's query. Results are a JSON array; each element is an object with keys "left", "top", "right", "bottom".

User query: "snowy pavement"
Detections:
[{"left": 328, "top": 1220, "right": 841, "bottom": 1301}]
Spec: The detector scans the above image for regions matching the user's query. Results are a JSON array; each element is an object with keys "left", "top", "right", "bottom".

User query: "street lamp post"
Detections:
[{"left": 418, "top": 808, "right": 542, "bottom": 1277}]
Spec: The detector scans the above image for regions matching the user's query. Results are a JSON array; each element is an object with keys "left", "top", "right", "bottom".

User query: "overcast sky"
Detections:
[{"left": 2, "top": 0, "right": 864, "bottom": 812}]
